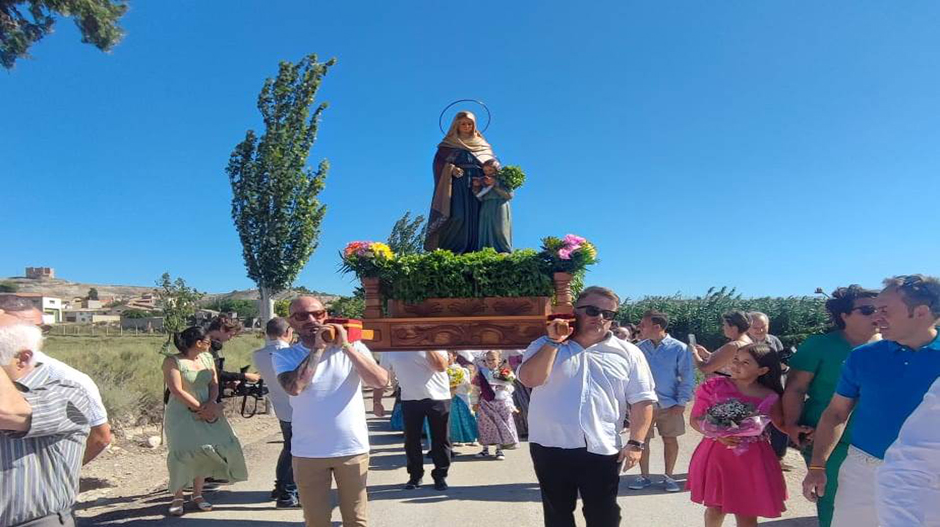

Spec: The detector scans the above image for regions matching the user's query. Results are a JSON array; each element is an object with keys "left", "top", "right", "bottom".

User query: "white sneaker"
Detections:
[{"left": 495, "top": 450, "right": 506, "bottom": 460}]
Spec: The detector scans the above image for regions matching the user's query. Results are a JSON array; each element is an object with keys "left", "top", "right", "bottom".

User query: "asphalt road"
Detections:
[{"left": 81, "top": 410, "right": 819, "bottom": 527}]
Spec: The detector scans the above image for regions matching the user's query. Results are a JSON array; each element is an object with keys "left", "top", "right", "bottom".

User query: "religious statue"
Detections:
[{"left": 425, "top": 109, "right": 512, "bottom": 254}]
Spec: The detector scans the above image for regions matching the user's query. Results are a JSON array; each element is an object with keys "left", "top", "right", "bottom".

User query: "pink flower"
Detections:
[
  {"left": 563, "top": 234, "right": 586, "bottom": 246},
  {"left": 558, "top": 248, "right": 572, "bottom": 260}
]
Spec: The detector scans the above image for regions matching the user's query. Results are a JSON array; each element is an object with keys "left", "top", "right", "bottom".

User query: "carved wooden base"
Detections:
[{"left": 363, "top": 316, "right": 547, "bottom": 352}]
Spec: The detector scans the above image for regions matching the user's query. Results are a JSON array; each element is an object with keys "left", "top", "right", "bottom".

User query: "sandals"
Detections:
[
  {"left": 168, "top": 498, "right": 185, "bottom": 516},
  {"left": 192, "top": 495, "right": 213, "bottom": 512}
]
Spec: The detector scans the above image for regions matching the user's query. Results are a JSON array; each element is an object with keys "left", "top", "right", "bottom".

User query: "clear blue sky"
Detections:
[{"left": 4, "top": 2, "right": 939, "bottom": 299}]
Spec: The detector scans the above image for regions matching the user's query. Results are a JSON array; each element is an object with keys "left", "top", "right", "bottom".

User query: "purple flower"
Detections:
[
  {"left": 563, "top": 234, "right": 586, "bottom": 246},
  {"left": 558, "top": 248, "right": 572, "bottom": 260}
]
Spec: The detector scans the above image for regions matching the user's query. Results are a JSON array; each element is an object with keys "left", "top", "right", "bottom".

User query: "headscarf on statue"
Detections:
[{"left": 425, "top": 111, "right": 495, "bottom": 251}]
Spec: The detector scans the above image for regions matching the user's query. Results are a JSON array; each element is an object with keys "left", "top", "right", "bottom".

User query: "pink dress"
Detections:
[{"left": 687, "top": 377, "right": 787, "bottom": 517}]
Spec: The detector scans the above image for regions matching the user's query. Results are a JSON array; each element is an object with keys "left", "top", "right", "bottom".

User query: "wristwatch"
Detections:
[{"left": 626, "top": 439, "right": 646, "bottom": 451}]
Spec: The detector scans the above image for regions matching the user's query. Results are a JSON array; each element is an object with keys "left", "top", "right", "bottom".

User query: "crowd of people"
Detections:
[{"left": 0, "top": 274, "right": 938, "bottom": 527}]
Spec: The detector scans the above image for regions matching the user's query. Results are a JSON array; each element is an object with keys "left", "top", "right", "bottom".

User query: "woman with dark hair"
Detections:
[
  {"left": 692, "top": 311, "right": 754, "bottom": 376},
  {"left": 162, "top": 326, "right": 248, "bottom": 516},
  {"left": 780, "top": 285, "right": 880, "bottom": 527}
]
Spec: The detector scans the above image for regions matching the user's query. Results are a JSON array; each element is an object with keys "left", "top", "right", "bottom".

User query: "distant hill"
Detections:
[{"left": 0, "top": 277, "right": 340, "bottom": 306}]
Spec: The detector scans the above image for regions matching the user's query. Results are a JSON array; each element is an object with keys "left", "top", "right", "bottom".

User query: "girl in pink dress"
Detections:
[{"left": 688, "top": 344, "right": 788, "bottom": 527}]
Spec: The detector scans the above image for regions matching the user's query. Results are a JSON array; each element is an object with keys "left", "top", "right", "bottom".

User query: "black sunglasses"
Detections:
[
  {"left": 576, "top": 305, "right": 617, "bottom": 320},
  {"left": 291, "top": 310, "right": 327, "bottom": 322},
  {"left": 850, "top": 305, "right": 877, "bottom": 316}
]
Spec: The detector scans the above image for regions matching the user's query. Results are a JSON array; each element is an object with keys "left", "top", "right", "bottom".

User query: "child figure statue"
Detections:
[{"left": 474, "top": 159, "right": 513, "bottom": 253}]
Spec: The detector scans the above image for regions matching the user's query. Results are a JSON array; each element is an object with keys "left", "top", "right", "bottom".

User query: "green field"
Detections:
[{"left": 43, "top": 334, "right": 267, "bottom": 428}]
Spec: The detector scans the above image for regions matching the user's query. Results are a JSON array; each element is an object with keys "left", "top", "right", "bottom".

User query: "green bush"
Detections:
[
  {"left": 497, "top": 165, "right": 526, "bottom": 191},
  {"left": 617, "top": 287, "right": 829, "bottom": 350},
  {"left": 42, "top": 334, "right": 265, "bottom": 428}
]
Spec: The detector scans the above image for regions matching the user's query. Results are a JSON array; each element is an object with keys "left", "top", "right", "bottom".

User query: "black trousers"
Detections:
[
  {"left": 530, "top": 443, "right": 621, "bottom": 527},
  {"left": 770, "top": 424, "right": 789, "bottom": 459},
  {"left": 402, "top": 398, "right": 451, "bottom": 480}
]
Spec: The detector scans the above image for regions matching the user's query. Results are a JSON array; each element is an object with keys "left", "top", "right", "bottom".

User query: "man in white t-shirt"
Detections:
[
  {"left": 381, "top": 350, "right": 452, "bottom": 491},
  {"left": 520, "top": 286, "right": 657, "bottom": 527},
  {"left": 252, "top": 317, "right": 299, "bottom": 508},
  {"left": 0, "top": 298, "right": 112, "bottom": 464},
  {"left": 273, "top": 296, "right": 388, "bottom": 527}
]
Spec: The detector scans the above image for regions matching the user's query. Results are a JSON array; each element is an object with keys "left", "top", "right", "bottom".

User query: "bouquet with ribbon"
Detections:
[
  {"left": 492, "top": 363, "right": 516, "bottom": 384},
  {"left": 700, "top": 399, "right": 772, "bottom": 456}
]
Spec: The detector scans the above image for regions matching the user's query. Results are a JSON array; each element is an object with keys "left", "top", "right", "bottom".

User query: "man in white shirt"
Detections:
[
  {"left": 875, "top": 376, "right": 940, "bottom": 527},
  {"left": 0, "top": 298, "right": 112, "bottom": 465},
  {"left": 381, "top": 350, "right": 452, "bottom": 491},
  {"left": 274, "top": 297, "right": 388, "bottom": 527},
  {"left": 520, "top": 286, "right": 656, "bottom": 527},
  {"left": 252, "top": 317, "right": 299, "bottom": 508}
]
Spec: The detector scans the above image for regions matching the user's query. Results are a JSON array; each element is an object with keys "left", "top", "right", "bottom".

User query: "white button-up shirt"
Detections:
[
  {"left": 876, "top": 376, "right": 940, "bottom": 527},
  {"left": 522, "top": 334, "right": 657, "bottom": 456}
]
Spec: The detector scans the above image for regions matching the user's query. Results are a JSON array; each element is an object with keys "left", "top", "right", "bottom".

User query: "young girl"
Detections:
[
  {"left": 475, "top": 159, "right": 513, "bottom": 253},
  {"left": 687, "top": 344, "right": 787, "bottom": 527},
  {"left": 447, "top": 351, "right": 478, "bottom": 446},
  {"left": 471, "top": 350, "right": 519, "bottom": 459}
]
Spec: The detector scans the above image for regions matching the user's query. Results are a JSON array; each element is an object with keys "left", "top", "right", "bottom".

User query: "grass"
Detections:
[{"left": 42, "top": 333, "right": 267, "bottom": 428}]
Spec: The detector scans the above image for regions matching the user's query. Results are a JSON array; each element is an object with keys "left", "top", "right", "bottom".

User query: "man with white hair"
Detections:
[
  {"left": 0, "top": 296, "right": 112, "bottom": 464},
  {"left": 0, "top": 322, "right": 93, "bottom": 527},
  {"left": 747, "top": 311, "right": 790, "bottom": 463}
]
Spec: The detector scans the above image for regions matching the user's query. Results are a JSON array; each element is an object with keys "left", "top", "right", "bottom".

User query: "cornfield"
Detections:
[{"left": 617, "top": 286, "right": 830, "bottom": 350}]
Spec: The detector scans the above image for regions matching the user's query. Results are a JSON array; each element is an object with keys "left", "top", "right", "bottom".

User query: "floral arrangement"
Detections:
[
  {"left": 701, "top": 399, "right": 771, "bottom": 456},
  {"left": 492, "top": 364, "right": 516, "bottom": 383},
  {"left": 447, "top": 365, "right": 466, "bottom": 389},
  {"left": 539, "top": 234, "right": 599, "bottom": 274},
  {"left": 497, "top": 165, "right": 526, "bottom": 191},
  {"left": 340, "top": 241, "right": 394, "bottom": 278}
]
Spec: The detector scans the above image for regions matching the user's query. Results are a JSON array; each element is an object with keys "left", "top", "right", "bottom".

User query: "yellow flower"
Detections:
[
  {"left": 371, "top": 242, "right": 394, "bottom": 260},
  {"left": 581, "top": 241, "right": 598, "bottom": 260}
]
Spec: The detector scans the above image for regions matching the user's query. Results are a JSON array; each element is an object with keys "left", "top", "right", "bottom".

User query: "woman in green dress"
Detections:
[
  {"left": 162, "top": 326, "right": 248, "bottom": 516},
  {"left": 781, "top": 285, "right": 880, "bottom": 527}
]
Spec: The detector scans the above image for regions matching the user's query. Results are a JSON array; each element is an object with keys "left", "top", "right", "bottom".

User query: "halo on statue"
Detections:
[{"left": 438, "top": 99, "right": 491, "bottom": 135}]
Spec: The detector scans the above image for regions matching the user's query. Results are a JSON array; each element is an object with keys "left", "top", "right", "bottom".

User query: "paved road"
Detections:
[{"left": 82, "top": 411, "right": 818, "bottom": 527}]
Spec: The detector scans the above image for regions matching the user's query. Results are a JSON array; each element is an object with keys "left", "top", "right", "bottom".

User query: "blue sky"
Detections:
[{"left": 3, "top": 2, "right": 939, "bottom": 299}]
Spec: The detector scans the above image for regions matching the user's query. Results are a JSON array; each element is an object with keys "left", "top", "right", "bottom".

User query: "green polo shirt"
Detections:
[{"left": 789, "top": 331, "right": 854, "bottom": 444}]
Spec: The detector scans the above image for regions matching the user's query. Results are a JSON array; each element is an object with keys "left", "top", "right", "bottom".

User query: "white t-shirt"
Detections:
[
  {"left": 32, "top": 350, "right": 108, "bottom": 427},
  {"left": 252, "top": 340, "right": 293, "bottom": 422},
  {"left": 381, "top": 351, "right": 450, "bottom": 401},
  {"left": 273, "top": 341, "right": 371, "bottom": 458},
  {"left": 521, "top": 334, "right": 658, "bottom": 456}
]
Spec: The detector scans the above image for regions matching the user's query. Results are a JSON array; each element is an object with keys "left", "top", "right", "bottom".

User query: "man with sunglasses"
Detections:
[
  {"left": 782, "top": 285, "right": 879, "bottom": 527},
  {"left": 520, "top": 286, "right": 656, "bottom": 527},
  {"left": 803, "top": 275, "right": 940, "bottom": 527},
  {"left": 273, "top": 296, "right": 389, "bottom": 527}
]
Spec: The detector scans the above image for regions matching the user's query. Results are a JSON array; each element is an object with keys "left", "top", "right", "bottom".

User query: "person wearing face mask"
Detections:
[
  {"left": 802, "top": 275, "right": 940, "bottom": 527},
  {"left": 520, "top": 286, "right": 656, "bottom": 527},
  {"left": 781, "top": 285, "right": 880, "bottom": 527}
]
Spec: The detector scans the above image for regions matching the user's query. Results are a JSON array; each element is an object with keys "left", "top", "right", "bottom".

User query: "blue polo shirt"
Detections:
[{"left": 835, "top": 332, "right": 940, "bottom": 459}]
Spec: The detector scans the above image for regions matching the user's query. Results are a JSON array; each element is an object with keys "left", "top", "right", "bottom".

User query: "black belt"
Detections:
[{"left": 13, "top": 511, "right": 74, "bottom": 527}]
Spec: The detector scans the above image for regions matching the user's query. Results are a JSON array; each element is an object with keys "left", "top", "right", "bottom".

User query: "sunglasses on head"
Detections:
[
  {"left": 576, "top": 305, "right": 617, "bottom": 320},
  {"left": 291, "top": 310, "right": 327, "bottom": 322},
  {"left": 851, "top": 305, "right": 877, "bottom": 316}
]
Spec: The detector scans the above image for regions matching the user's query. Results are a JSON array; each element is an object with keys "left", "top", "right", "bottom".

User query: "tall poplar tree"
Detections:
[{"left": 227, "top": 54, "right": 335, "bottom": 323}]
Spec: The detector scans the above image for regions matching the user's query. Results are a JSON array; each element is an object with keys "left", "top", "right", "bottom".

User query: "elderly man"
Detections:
[
  {"left": 521, "top": 286, "right": 656, "bottom": 527},
  {"left": 629, "top": 310, "right": 693, "bottom": 493},
  {"left": 274, "top": 296, "right": 388, "bottom": 527},
  {"left": 1, "top": 322, "right": 93, "bottom": 527},
  {"left": 746, "top": 311, "right": 790, "bottom": 463},
  {"left": 803, "top": 275, "right": 940, "bottom": 527},
  {"left": 0, "top": 296, "right": 111, "bottom": 464},
  {"left": 253, "top": 317, "right": 299, "bottom": 508}
]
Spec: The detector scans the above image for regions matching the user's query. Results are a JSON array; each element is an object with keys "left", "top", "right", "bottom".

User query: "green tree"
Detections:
[
  {"left": 155, "top": 273, "right": 203, "bottom": 353},
  {"left": 87, "top": 287, "right": 99, "bottom": 300},
  {"left": 122, "top": 308, "right": 149, "bottom": 319},
  {"left": 215, "top": 298, "right": 259, "bottom": 321},
  {"left": 227, "top": 54, "right": 335, "bottom": 324},
  {"left": 0, "top": 0, "right": 128, "bottom": 69},
  {"left": 0, "top": 281, "right": 17, "bottom": 292},
  {"left": 386, "top": 211, "right": 426, "bottom": 256},
  {"left": 328, "top": 287, "right": 365, "bottom": 319}
]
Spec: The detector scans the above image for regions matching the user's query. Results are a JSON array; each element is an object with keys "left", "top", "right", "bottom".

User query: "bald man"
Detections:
[{"left": 274, "top": 296, "right": 388, "bottom": 527}]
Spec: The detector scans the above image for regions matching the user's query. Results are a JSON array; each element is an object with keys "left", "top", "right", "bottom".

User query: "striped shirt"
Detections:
[{"left": 1, "top": 364, "right": 92, "bottom": 527}]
